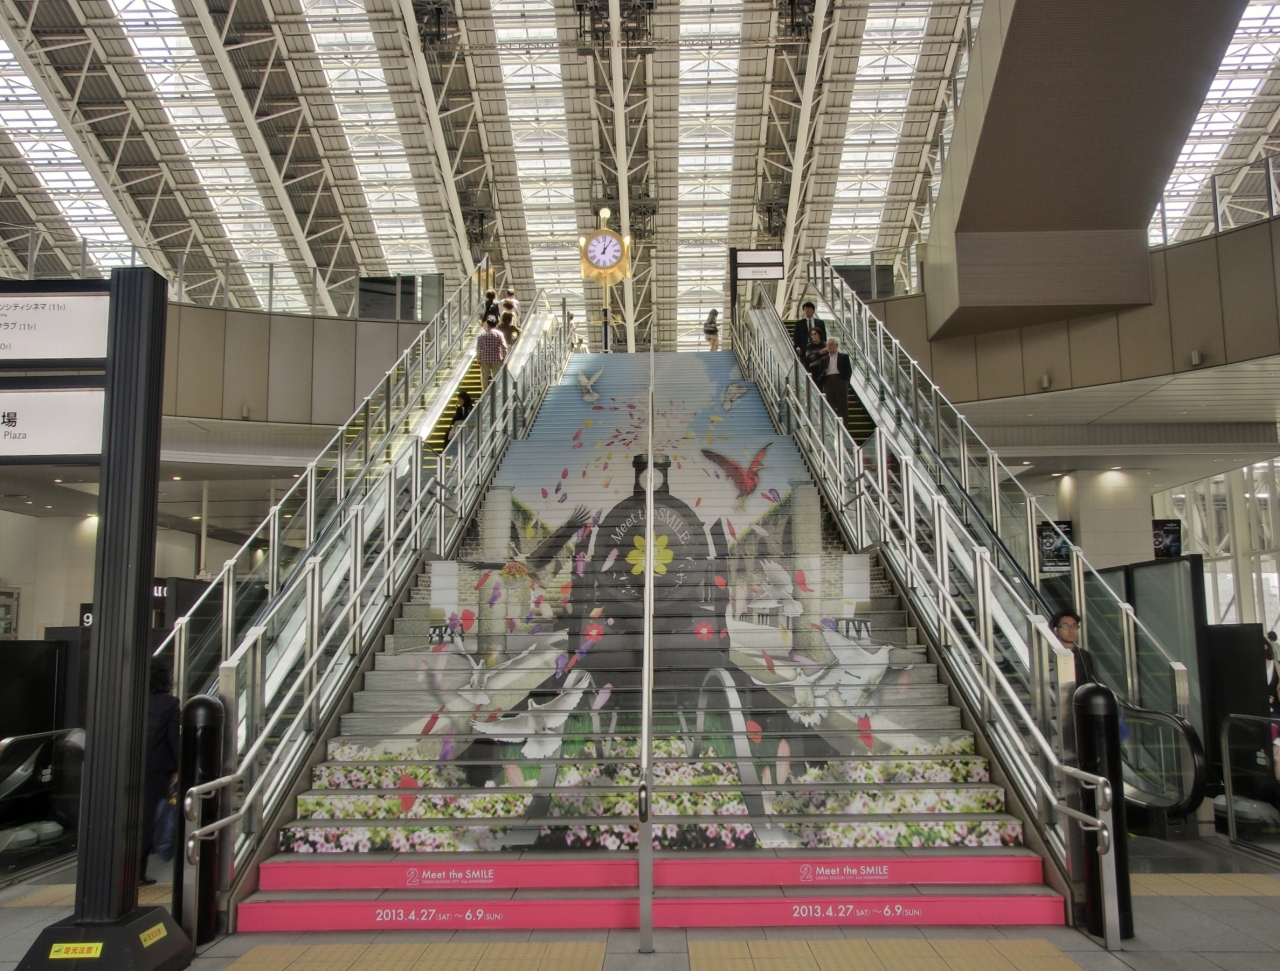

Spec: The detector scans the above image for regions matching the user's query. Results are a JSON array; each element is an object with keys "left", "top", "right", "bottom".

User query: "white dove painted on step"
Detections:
[
  {"left": 468, "top": 668, "right": 596, "bottom": 759},
  {"left": 578, "top": 367, "right": 605, "bottom": 402}
]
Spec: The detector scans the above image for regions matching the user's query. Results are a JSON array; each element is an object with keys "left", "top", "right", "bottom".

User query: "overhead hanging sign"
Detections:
[
  {"left": 0, "top": 388, "right": 105, "bottom": 461},
  {"left": 733, "top": 248, "right": 785, "bottom": 280},
  {"left": 0, "top": 291, "right": 110, "bottom": 364}
]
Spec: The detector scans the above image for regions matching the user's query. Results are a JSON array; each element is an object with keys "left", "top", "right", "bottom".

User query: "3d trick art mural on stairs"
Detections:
[{"left": 303, "top": 355, "right": 1007, "bottom": 854}]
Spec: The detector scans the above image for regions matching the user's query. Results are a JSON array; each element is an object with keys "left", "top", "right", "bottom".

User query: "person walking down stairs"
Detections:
[{"left": 813, "top": 337, "right": 852, "bottom": 422}]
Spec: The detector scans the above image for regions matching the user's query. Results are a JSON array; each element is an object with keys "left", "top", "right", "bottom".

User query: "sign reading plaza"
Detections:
[
  {"left": 0, "top": 388, "right": 105, "bottom": 460},
  {"left": 0, "top": 291, "right": 110, "bottom": 363}
]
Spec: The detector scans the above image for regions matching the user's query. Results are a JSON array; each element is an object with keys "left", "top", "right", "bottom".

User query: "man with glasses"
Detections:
[{"left": 1052, "top": 609, "right": 1096, "bottom": 685}]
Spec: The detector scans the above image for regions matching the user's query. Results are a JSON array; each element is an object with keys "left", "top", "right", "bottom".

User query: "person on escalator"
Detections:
[
  {"left": 1051, "top": 609, "right": 1097, "bottom": 685},
  {"left": 792, "top": 301, "right": 826, "bottom": 357},
  {"left": 447, "top": 390, "right": 474, "bottom": 443},
  {"left": 813, "top": 337, "right": 852, "bottom": 421},
  {"left": 498, "top": 310, "right": 520, "bottom": 348},
  {"left": 803, "top": 327, "right": 827, "bottom": 379},
  {"left": 482, "top": 289, "right": 499, "bottom": 323},
  {"left": 476, "top": 316, "right": 507, "bottom": 392}
]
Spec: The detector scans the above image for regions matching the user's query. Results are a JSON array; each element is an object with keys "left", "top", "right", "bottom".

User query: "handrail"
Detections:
[
  {"left": 153, "top": 257, "right": 503, "bottom": 700},
  {"left": 1117, "top": 701, "right": 1207, "bottom": 819},
  {"left": 637, "top": 306, "right": 656, "bottom": 952},
  {"left": 0, "top": 728, "right": 78, "bottom": 758},
  {"left": 732, "top": 294, "right": 1128, "bottom": 949},
  {"left": 176, "top": 292, "right": 573, "bottom": 931},
  {"left": 806, "top": 252, "right": 1189, "bottom": 712}
]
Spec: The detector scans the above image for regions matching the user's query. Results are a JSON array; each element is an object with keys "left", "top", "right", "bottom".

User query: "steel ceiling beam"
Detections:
[{"left": 188, "top": 2, "right": 338, "bottom": 315}]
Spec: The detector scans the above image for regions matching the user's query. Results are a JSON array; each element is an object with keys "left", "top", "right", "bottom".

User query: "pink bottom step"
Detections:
[
  {"left": 238, "top": 894, "right": 1064, "bottom": 932},
  {"left": 258, "top": 855, "right": 1041, "bottom": 892}
]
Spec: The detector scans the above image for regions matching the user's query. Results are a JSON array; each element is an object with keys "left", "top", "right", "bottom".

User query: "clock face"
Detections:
[{"left": 585, "top": 233, "right": 623, "bottom": 269}]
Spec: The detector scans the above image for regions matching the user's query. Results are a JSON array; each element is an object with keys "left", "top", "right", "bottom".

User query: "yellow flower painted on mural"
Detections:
[{"left": 626, "top": 534, "right": 673, "bottom": 576}]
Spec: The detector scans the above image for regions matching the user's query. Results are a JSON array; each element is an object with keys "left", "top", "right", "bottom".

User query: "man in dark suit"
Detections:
[
  {"left": 791, "top": 301, "right": 826, "bottom": 356},
  {"left": 812, "top": 337, "right": 852, "bottom": 421}
]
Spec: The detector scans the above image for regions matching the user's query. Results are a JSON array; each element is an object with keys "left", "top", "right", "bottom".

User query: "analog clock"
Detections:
[{"left": 584, "top": 232, "right": 624, "bottom": 269}]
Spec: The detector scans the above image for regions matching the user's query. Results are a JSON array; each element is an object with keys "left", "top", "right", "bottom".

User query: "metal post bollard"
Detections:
[
  {"left": 1074, "top": 683, "right": 1134, "bottom": 942},
  {"left": 173, "top": 696, "right": 225, "bottom": 945}
]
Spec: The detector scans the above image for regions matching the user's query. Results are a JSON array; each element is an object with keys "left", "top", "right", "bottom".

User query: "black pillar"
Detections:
[
  {"left": 76, "top": 267, "right": 168, "bottom": 921},
  {"left": 19, "top": 268, "right": 190, "bottom": 971}
]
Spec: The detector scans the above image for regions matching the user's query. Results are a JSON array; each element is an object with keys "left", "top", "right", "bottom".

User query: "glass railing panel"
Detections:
[
  {"left": 0, "top": 730, "right": 82, "bottom": 880},
  {"left": 1130, "top": 559, "right": 1203, "bottom": 730},
  {"left": 1221, "top": 715, "right": 1280, "bottom": 862},
  {"left": 1082, "top": 570, "right": 1129, "bottom": 701}
]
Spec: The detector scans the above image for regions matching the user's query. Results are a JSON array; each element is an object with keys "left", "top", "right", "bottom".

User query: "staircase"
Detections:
[{"left": 238, "top": 352, "right": 1061, "bottom": 932}]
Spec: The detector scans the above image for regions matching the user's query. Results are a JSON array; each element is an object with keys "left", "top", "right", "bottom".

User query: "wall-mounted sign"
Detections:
[
  {"left": 1153, "top": 519, "right": 1182, "bottom": 558},
  {"left": 1038, "top": 520, "right": 1074, "bottom": 574},
  {"left": 0, "top": 292, "right": 110, "bottom": 363},
  {"left": 0, "top": 388, "right": 104, "bottom": 461},
  {"left": 733, "top": 248, "right": 785, "bottom": 280}
]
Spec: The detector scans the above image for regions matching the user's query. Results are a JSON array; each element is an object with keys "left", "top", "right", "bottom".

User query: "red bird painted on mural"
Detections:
[{"left": 701, "top": 444, "right": 770, "bottom": 498}]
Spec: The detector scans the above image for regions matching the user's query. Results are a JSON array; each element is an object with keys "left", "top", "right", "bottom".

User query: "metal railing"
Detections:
[
  {"left": 1150, "top": 151, "right": 1280, "bottom": 247},
  {"left": 0, "top": 219, "right": 456, "bottom": 318},
  {"left": 806, "top": 252, "right": 1192, "bottom": 721},
  {"left": 175, "top": 292, "right": 573, "bottom": 934},
  {"left": 733, "top": 292, "right": 1125, "bottom": 947},
  {"left": 152, "top": 258, "right": 502, "bottom": 703}
]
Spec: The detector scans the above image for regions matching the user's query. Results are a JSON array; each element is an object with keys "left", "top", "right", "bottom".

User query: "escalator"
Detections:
[{"left": 785, "top": 257, "right": 1209, "bottom": 825}]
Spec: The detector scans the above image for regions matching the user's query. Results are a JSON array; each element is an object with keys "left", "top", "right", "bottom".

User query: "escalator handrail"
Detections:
[
  {"left": 804, "top": 255, "right": 1189, "bottom": 688},
  {"left": 1116, "top": 698, "right": 1208, "bottom": 818}
]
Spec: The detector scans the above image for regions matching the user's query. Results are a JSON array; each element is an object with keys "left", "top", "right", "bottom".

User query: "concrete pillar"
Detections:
[{"left": 1057, "top": 470, "right": 1153, "bottom": 569}]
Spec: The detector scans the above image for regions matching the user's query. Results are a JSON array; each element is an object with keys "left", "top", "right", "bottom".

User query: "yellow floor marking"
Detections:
[
  {"left": 416, "top": 942, "right": 486, "bottom": 971},
  {"left": 1171, "top": 873, "right": 1257, "bottom": 895},
  {"left": 288, "top": 944, "right": 366, "bottom": 971},
  {"left": 474, "top": 941, "right": 545, "bottom": 971},
  {"left": 348, "top": 943, "right": 428, "bottom": 971},
  {"left": 1130, "top": 874, "right": 1199, "bottom": 895},
  {"left": 689, "top": 939, "right": 753, "bottom": 971},
  {"left": 3, "top": 885, "right": 75, "bottom": 907},
  {"left": 749, "top": 940, "right": 820, "bottom": 971},
  {"left": 1222, "top": 872, "right": 1280, "bottom": 894},
  {"left": 988, "top": 940, "right": 1081, "bottom": 971},
  {"left": 3, "top": 883, "right": 172, "bottom": 907},
  {"left": 1130, "top": 872, "right": 1280, "bottom": 896},
  {"left": 808, "top": 940, "right": 886, "bottom": 971},
  {"left": 538, "top": 941, "right": 606, "bottom": 971},
  {"left": 227, "top": 944, "right": 312, "bottom": 970},
  {"left": 927, "top": 939, "right": 1017, "bottom": 971},
  {"left": 867, "top": 940, "right": 947, "bottom": 971}
]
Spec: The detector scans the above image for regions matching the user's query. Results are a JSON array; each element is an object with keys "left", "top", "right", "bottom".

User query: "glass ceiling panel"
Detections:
[
  {"left": 824, "top": 3, "right": 929, "bottom": 261},
  {"left": 304, "top": 0, "right": 435, "bottom": 274},
  {"left": 1153, "top": 0, "right": 1280, "bottom": 243},
  {"left": 492, "top": 0, "right": 582, "bottom": 314},
  {"left": 109, "top": 0, "right": 307, "bottom": 306},
  {"left": 677, "top": 2, "right": 740, "bottom": 349},
  {"left": 0, "top": 38, "right": 133, "bottom": 269}
]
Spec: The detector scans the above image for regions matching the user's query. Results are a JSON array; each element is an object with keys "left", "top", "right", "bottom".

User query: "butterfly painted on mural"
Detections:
[{"left": 701, "top": 444, "right": 771, "bottom": 498}]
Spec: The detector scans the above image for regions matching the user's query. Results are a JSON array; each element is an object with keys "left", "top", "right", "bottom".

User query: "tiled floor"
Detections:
[{"left": 1, "top": 838, "right": 1279, "bottom": 971}]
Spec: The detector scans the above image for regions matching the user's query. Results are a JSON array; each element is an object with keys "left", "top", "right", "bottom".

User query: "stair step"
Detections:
[
  {"left": 277, "top": 812, "right": 1024, "bottom": 854},
  {"left": 238, "top": 886, "right": 1061, "bottom": 932},
  {"left": 294, "top": 783, "right": 1006, "bottom": 821},
  {"left": 257, "top": 851, "right": 1041, "bottom": 892},
  {"left": 310, "top": 754, "right": 990, "bottom": 789}
]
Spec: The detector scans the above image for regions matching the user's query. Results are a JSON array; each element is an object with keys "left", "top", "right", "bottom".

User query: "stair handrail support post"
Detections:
[
  {"left": 221, "top": 558, "right": 237, "bottom": 662},
  {"left": 638, "top": 316, "right": 656, "bottom": 953},
  {"left": 1120, "top": 602, "right": 1139, "bottom": 706},
  {"left": 974, "top": 546, "right": 994, "bottom": 725}
]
